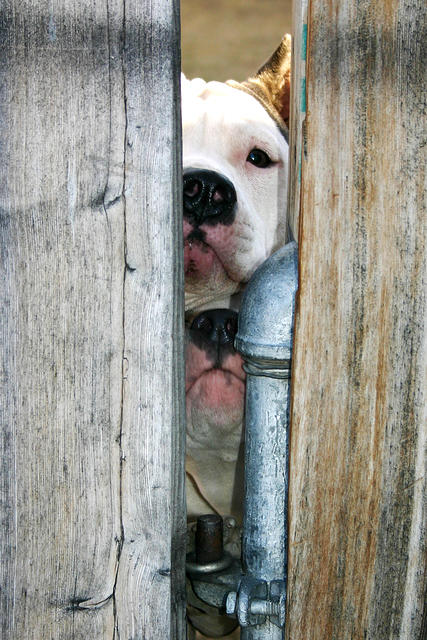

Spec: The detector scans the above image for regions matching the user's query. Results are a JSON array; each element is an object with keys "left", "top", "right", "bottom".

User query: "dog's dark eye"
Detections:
[{"left": 246, "top": 148, "right": 272, "bottom": 168}]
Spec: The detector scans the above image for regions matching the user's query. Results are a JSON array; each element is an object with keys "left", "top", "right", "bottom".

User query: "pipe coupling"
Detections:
[{"left": 235, "top": 241, "right": 298, "bottom": 366}]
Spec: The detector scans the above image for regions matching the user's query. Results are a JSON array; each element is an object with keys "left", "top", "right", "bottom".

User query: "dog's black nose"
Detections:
[
  {"left": 183, "top": 169, "right": 236, "bottom": 226},
  {"left": 190, "top": 309, "right": 238, "bottom": 354}
]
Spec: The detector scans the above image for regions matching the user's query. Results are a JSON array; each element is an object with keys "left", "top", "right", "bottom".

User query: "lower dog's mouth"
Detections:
[{"left": 186, "top": 366, "right": 245, "bottom": 395}]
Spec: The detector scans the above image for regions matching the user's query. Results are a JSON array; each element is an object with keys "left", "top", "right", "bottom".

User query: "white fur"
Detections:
[
  {"left": 182, "top": 74, "right": 289, "bottom": 312},
  {"left": 183, "top": 69, "right": 290, "bottom": 639},
  {"left": 183, "top": 74, "right": 290, "bottom": 522}
]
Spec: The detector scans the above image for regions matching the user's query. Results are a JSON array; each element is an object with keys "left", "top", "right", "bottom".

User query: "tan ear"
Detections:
[
  {"left": 251, "top": 34, "right": 292, "bottom": 127},
  {"left": 226, "top": 34, "right": 291, "bottom": 136}
]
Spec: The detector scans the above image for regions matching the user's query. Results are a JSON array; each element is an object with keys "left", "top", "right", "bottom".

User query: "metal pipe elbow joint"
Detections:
[{"left": 235, "top": 240, "right": 298, "bottom": 373}]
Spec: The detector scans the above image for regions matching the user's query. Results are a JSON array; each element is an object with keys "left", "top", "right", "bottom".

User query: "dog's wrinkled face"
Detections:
[
  {"left": 182, "top": 77, "right": 289, "bottom": 311},
  {"left": 186, "top": 309, "right": 244, "bottom": 452},
  {"left": 185, "top": 307, "right": 246, "bottom": 519}
]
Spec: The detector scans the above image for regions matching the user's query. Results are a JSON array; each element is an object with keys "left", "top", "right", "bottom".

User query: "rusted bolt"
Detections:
[{"left": 195, "top": 514, "right": 224, "bottom": 564}]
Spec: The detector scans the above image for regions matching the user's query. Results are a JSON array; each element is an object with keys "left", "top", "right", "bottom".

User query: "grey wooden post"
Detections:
[{"left": 0, "top": 1, "right": 185, "bottom": 638}]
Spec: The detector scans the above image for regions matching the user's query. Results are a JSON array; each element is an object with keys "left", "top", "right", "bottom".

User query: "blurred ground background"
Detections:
[{"left": 181, "top": 0, "right": 293, "bottom": 82}]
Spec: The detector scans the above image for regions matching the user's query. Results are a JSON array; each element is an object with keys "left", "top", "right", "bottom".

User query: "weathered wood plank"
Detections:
[
  {"left": 0, "top": 1, "right": 185, "bottom": 638},
  {"left": 0, "top": 2, "right": 124, "bottom": 636},
  {"left": 288, "top": 0, "right": 426, "bottom": 638},
  {"left": 114, "top": 0, "right": 186, "bottom": 638}
]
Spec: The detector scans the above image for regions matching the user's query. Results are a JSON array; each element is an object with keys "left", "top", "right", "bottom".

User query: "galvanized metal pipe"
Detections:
[{"left": 234, "top": 241, "right": 298, "bottom": 639}]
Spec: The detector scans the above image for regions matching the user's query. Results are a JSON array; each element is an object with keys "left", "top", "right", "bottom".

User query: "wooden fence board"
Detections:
[
  {"left": 288, "top": 1, "right": 427, "bottom": 638},
  {"left": 114, "top": 0, "right": 186, "bottom": 638},
  {"left": 0, "top": 1, "right": 185, "bottom": 638}
]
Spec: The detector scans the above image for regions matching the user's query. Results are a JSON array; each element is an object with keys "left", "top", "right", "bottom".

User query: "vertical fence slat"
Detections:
[
  {"left": 0, "top": 1, "right": 185, "bottom": 638},
  {"left": 288, "top": 0, "right": 426, "bottom": 638},
  {"left": 114, "top": 0, "right": 186, "bottom": 637},
  {"left": 0, "top": 2, "right": 125, "bottom": 636}
]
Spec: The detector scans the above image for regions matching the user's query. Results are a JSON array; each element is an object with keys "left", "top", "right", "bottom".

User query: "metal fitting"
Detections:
[
  {"left": 225, "top": 578, "right": 286, "bottom": 628},
  {"left": 186, "top": 515, "right": 232, "bottom": 575},
  {"left": 225, "top": 591, "right": 238, "bottom": 616},
  {"left": 235, "top": 242, "right": 298, "bottom": 639},
  {"left": 196, "top": 514, "right": 223, "bottom": 564},
  {"left": 235, "top": 241, "right": 298, "bottom": 365}
]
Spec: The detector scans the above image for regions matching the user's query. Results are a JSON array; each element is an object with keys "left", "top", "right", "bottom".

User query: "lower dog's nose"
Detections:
[
  {"left": 183, "top": 169, "right": 236, "bottom": 226},
  {"left": 190, "top": 309, "right": 238, "bottom": 351}
]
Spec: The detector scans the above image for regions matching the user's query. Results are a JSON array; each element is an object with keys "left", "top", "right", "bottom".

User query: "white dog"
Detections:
[{"left": 183, "top": 35, "right": 292, "bottom": 534}]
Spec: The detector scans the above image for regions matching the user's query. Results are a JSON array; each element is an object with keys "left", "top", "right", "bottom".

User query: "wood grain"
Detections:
[
  {"left": 0, "top": 1, "right": 185, "bottom": 637},
  {"left": 287, "top": 1, "right": 427, "bottom": 638},
  {"left": 115, "top": 0, "right": 186, "bottom": 637}
]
